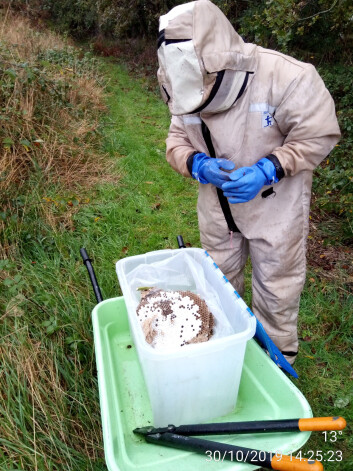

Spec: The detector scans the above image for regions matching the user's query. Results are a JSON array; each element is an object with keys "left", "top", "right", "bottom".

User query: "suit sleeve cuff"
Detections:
[
  {"left": 186, "top": 152, "right": 198, "bottom": 177},
  {"left": 266, "top": 154, "right": 285, "bottom": 181}
]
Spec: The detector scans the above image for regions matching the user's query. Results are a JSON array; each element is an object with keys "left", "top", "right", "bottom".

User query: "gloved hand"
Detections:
[
  {"left": 191, "top": 153, "right": 235, "bottom": 189},
  {"left": 222, "top": 157, "right": 278, "bottom": 203}
]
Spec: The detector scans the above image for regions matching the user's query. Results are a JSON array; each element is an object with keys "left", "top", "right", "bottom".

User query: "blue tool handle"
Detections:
[{"left": 254, "top": 319, "right": 298, "bottom": 378}]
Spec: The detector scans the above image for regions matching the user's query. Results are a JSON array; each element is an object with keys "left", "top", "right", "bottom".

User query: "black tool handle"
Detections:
[
  {"left": 167, "top": 419, "right": 299, "bottom": 435},
  {"left": 80, "top": 248, "right": 103, "bottom": 304},
  {"left": 177, "top": 235, "right": 186, "bottom": 249},
  {"left": 166, "top": 416, "right": 347, "bottom": 436},
  {"left": 145, "top": 433, "right": 323, "bottom": 470}
]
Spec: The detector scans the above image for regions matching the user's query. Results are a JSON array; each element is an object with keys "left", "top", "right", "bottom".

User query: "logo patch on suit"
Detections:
[{"left": 262, "top": 111, "right": 274, "bottom": 128}]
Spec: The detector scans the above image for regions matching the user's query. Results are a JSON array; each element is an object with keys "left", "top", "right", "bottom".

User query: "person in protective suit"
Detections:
[{"left": 157, "top": 0, "right": 340, "bottom": 364}]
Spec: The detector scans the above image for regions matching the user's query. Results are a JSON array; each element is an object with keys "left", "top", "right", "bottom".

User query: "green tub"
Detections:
[{"left": 92, "top": 297, "right": 312, "bottom": 471}]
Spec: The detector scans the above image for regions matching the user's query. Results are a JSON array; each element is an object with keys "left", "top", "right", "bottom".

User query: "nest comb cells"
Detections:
[{"left": 136, "top": 288, "right": 214, "bottom": 350}]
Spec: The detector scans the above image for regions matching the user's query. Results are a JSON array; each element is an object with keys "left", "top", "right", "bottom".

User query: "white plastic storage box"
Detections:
[{"left": 116, "top": 248, "right": 256, "bottom": 426}]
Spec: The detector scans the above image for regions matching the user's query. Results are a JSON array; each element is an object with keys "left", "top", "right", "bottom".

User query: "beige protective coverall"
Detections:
[{"left": 158, "top": 0, "right": 341, "bottom": 362}]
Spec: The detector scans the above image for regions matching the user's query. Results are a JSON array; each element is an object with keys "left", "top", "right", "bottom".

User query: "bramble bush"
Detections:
[{"left": 238, "top": 0, "right": 353, "bottom": 60}]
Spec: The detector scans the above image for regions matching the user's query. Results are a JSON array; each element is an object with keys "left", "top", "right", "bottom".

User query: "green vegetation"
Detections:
[
  {"left": 313, "top": 66, "right": 353, "bottom": 243},
  {"left": 9, "top": 0, "right": 353, "bottom": 59},
  {"left": 0, "top": 16, "right": 200, "bottom": 470},
  {"left": 0, "top": 9, "right": 352, "bottom": 471},
  {"left": 237, "top": 0, "right": 353, "bottom": 59}
]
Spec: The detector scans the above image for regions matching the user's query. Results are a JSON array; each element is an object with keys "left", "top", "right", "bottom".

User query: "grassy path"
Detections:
[
  {"left": 96, "top": 59, "right": 201, "bottom": 279},
  {"left": 1, "top": 57, "right": 352, "bottom": 470}
]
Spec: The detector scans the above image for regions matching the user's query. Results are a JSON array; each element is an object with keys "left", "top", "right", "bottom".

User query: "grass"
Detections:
[
  {"left": 1, "top": 17, "right": 352, "bottom": 471},
  {"left": 295, "top": 277, "right": 353, "bottom": 469}
]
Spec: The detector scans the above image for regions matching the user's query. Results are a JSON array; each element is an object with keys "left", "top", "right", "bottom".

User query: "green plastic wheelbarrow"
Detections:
[
  {"left": 81, "top": 247, "right": 343, "bottom": 471},
  {"left": 92, "top": 296, "right": 316, "bottom": 471}
]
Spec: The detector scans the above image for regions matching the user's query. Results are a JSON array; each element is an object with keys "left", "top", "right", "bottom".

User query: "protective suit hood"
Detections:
[{"left": 157, "top": 0, "right": 257, "bottom": 116}]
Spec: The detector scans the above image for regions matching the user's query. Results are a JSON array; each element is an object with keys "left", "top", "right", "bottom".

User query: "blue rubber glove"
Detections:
[
  {"left": 192, "top": 153, "right": 235, "bottom": 189},
  {"left": 222, "top": 158, "right": 278, "bottom": 203}
]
